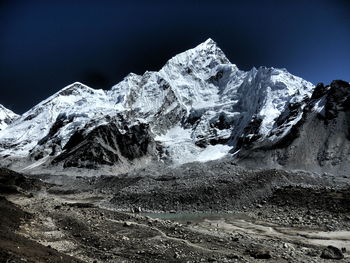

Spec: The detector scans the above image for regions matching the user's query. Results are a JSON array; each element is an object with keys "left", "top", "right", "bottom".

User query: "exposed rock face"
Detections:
[
  {"left": 324, "top": 80, "right": 350, "bottom": 120},
  {"left": 51, "top": 120, "right": 158, "bottom": 169},
  {"left": 236, "top": 80, "right": 350, "bottom": 176}
]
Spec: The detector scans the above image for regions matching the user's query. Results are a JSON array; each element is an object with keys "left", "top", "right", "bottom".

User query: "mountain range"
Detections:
[{"left": 0, "top": 38, "right": 349, "bottom": 176}]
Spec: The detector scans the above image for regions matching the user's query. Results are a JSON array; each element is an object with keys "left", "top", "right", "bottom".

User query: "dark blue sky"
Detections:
[{"left": 1, "top": 0, "right": 350, "bottom": 113}]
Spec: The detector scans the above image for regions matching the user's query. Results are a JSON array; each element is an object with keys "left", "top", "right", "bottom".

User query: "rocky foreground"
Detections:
[{"left": 1, "top": 165, "right": 350, "bottom": 263}]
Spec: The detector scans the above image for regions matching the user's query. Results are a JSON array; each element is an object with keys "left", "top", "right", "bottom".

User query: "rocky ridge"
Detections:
[{"left": 236, "top": 80, "right": 350, "bottom": 177}]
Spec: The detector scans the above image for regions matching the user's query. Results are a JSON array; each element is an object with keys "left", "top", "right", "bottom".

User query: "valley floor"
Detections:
[{"left": 1, "top": 166, "right": 350, "bottom": 262}]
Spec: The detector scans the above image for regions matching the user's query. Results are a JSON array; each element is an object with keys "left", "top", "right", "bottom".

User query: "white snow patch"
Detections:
[
  {"left": 314, "top": 97, "right": 326, "bottom": 115},
  {"left": 155, "top": 126, "right": 231, "bottom": 165},
  {"left": 155, "top": 126, "right": 192, "bottom": 143},
  {"left": 195, "top": 144, "right": 231, "bottom": 162}
]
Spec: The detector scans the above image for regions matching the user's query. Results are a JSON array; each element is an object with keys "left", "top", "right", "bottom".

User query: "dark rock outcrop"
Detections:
[
  {"left": 320, "top": 246, "right": 344, "bottom": 260},
  {"left": 52, "top": 120, "right": 158, "bottom": 169},
  {"left": 0, "top": 168, "right": 44, "bottom": 194},
  {"left": 310, "top": 82, "right": 328, "bottom": 100},
  {"left": 324, "top": 80, "right": 350, "bottom": 120}
]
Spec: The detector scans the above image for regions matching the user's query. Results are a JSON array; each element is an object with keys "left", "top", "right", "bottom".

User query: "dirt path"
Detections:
[
  {"left": 195, "top": 217, "right": 350, "bottom": 256},
  {"left": 106, "top": 217, "right": 232, "bottom": 255}
]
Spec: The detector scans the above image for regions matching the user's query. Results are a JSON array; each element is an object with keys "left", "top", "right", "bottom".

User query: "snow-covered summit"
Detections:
[
  {"left": 0, "top": 38, "right": 316, "bottom": 172},
  {"left": 159, "top": 38, "right": 240, "bottom": 109},
  {"left": 0, "top": 82, "right": 115, "bottom": 157},
  {"left": 161, "top": 38, "right": 232, "bottom": 75},
  {"left": 0, "top": 104, "right": 19, "bottom": 131}
]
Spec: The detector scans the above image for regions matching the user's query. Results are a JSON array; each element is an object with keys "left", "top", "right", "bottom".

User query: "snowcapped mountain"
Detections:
[
  {"left": 237, "top": 80, "right": 350, "bottom": 176},
  {"left": 0, "top": 82, "right": 116, "bottom": 158},
  {"left": 0, "top": 104, "right": 19, "bottom": 131},
  {"left": 0, "top": 38, "right": 325, "bottom": 174},
  {"left": 107, "top": 39, "right": 314, "bottom": 165}
]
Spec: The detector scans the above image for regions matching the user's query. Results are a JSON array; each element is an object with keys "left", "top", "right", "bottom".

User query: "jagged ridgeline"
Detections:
[
  {"left": 237, "top": 80, "right": 350, "bottom": 176},
  {"left": 0, "top": 39, "right": 349, "bottom": 175},
  {"left": 0, "top": 105, "right": 19, "bottom": 131}
]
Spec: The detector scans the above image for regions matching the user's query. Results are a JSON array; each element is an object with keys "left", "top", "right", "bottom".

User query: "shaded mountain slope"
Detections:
[{"left": 236, "top": 80, "right": 350, "bottom": 176}]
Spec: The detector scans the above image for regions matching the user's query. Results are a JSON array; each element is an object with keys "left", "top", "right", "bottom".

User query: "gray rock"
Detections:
[
  {"left": 123, "top": 221, "right": 132, "bottom": 227},
  {"left": 249, "top": 249, "right": 272, "bottom": 259},
  {"left": 320, "top": 246, "right": 344, "bottom": 260}
]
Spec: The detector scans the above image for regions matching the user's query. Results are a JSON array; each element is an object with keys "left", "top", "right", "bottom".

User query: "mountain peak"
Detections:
[
  {"left": 59, "top": 82, "right": 91, "bottom": 93},
  {"left": 199, "top": 38, "right": 218, "bottom": 49},
  {"left": 45, "top": 82, "right": 104, "bottom": 100},
  {"left": 160, "top": 38, "right": 232, "bottom": 78},
  {"left": 0, "top": 38, "right": 322, "bottom": 173},
  {"left": 192, "top": 38, "right": 228, "bottom": 59},
  {"left": 204, "top": 37, "right": 215, "bottom": 44},
  {"left": 0, "top": 104, "right": 19, "bottom": 131},
  {"left": 0, "top": 104, "right": 18, "bottom": 118}
]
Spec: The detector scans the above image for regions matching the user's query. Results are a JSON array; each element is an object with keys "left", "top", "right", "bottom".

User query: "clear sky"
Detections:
[{"left": 1, "top": 0, "right": 350, "bottom": 113}]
